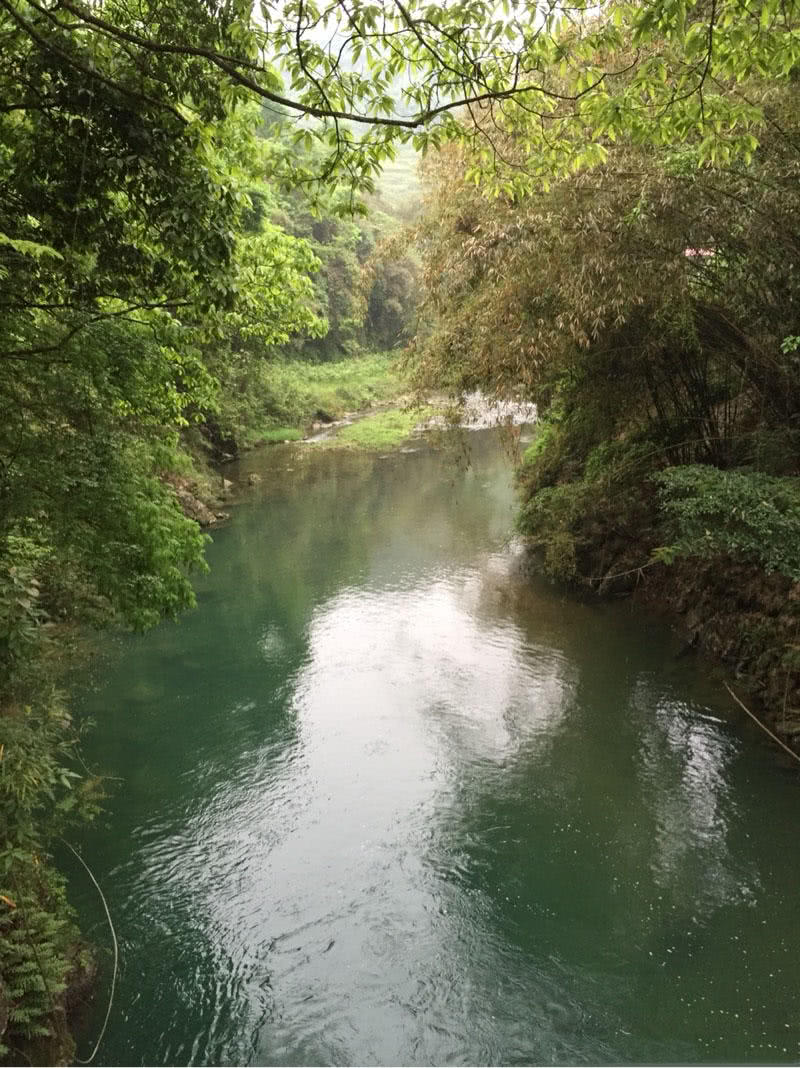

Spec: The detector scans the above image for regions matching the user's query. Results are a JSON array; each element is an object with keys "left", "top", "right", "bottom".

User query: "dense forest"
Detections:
[{"left": 1, "top": 0, "right": 800, "bottom": 1060}]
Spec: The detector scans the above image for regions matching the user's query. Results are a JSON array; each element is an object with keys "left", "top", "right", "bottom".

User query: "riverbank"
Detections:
[
  {"left": 520, "top": 510, "right": 800, "bottom": 760},
  {"left": 161, "top": 354, "right": 416, "bottom": 524},
  {"left": 201, "top": 352, "right": 407, "bottom": 458},
  {"left": 186, "top": 390, "right": 541, "bottom": 519},
  {"left": 634, "top": 557, "right": 799, "bottom": 751}
]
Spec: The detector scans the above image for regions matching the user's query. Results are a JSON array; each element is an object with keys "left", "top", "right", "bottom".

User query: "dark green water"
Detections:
[{"left": 68, "top": 430, "right": 800, "bottom": 1067}]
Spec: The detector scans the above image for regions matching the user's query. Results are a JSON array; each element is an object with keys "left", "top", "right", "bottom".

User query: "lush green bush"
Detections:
[
  {"left": 517, "top": 483, "right": 587, "bottom": 577},
  {"left": 516, "top": 397, "right": 662, "bottom": 580},
  {"left": 653, "top": 466, "right": 800, "bottom": 579},
  {"left": 0, "top": 866, "right": 76, "bottom": 1062}
]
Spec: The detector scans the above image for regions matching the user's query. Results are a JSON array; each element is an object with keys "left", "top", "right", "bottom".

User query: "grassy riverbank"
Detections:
[
  {"left": 325, "top": 406, "right": 435, "bottom": 450},
  {"left": 215, "top": 353, "right": 407, "bottom": 451}
]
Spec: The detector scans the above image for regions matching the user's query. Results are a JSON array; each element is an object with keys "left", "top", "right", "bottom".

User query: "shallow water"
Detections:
[{"left": 68, "top": 429, "right": 800, "bottom": 1066}]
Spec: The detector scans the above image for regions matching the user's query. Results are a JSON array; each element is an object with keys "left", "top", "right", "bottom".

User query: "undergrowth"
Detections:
[{"left": 0, "top": 544, "right": 103, "bottom": 1065}]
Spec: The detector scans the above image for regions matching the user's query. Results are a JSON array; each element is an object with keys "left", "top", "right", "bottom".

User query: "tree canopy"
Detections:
[{"left": 3, "top": 0, "right": 800, "bottom": 201}]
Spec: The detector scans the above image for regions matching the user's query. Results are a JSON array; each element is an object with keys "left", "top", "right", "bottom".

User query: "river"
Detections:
[{"left": 67, "top": 428, "right": 800, "bottom": 1066}]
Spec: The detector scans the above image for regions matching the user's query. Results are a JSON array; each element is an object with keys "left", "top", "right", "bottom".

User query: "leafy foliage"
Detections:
[
  {"left": 0, "top": 539, "right": 46, "bottom": 682},
  {"left": 654, "top": 466, "right": 800, "bottom": 579},
  {"left": 0, "top": 871, "right": 74, "bottom": 1060},
  {"left": 517, "top": 417, "right": 659, "bottom": 579},
  {"left": 0, "top": 692, "right": 101, "bottom": 1062},
  {"left": 3, "top": 0, "right": 797, "bottom": 202},
  {"left": 268, "top": 180, "right": 420, "bottom": 361}
]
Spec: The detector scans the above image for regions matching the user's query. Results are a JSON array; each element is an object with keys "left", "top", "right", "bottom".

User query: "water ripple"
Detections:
[{"left": 71, "top": 430, "right": 800, "bottom": 1066}]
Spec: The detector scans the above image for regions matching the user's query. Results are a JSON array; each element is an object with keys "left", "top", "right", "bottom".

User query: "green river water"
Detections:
[{"left": 67, "top": 428, "right": 800, "bottom": 1066}]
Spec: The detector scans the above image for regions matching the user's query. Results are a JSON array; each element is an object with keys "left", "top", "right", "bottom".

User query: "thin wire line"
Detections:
[
  {"left": 60, "top": 839, "right": 119, "bottom": 1065},
  {"left": 724, "top": 682, "right": 800, "bottom": 765}
]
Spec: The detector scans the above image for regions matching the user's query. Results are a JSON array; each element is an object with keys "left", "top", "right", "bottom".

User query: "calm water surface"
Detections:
[{"left": 69, "top": 430, "right": 800, "bottom": 1066}]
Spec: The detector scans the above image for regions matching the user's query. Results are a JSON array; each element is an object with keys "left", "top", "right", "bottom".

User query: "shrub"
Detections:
[{"left": 653, "top": 465, "right": 800, "bottom": 579}]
